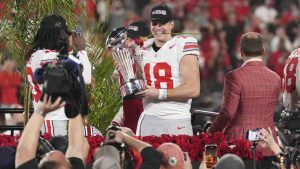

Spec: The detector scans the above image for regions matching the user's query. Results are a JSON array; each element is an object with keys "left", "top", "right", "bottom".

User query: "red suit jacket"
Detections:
[{"left": 208, "top": 61, "right": 281, "bottom": 156}]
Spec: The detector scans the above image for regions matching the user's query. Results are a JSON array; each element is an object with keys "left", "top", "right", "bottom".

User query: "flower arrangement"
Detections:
[{"left": 0, "top": 132, "right": 263, "bottom": 164}]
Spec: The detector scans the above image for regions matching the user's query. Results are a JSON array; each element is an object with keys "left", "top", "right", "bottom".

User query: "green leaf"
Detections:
[{"left": 1, "top": 0, "right": 120, "bottom": 132}]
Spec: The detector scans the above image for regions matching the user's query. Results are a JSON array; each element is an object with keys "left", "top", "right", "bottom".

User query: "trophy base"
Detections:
[{"left": 120, "top": 78, "right": 145, "bottom": 100}]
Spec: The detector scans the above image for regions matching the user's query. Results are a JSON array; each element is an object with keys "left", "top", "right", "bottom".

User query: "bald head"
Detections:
[
  {"left": 39, "top": 150, "right": 71, "bottom": 169},
  {"left": 240, "top": 32, "right": 264, "bottom": 57}
]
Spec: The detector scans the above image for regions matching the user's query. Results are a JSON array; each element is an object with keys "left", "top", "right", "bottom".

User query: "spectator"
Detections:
[
  {"left": 15, "top": 94, "right": 89, "bottom": 169},
  {"left": 254, "top": 0, "right": 278, "bottom": 28},
  {"left": 98, "top": 129, "right": 163, "bottom": 169},
  {"left": 99, "top": 129, "right": 193, "bottom": 169},
  {"left": 93, "top": 145, "right": 121, "bottom": 169},
  {"left": 0, "top": 58, "right": 22, "bottom": 125},
  {"left": 258, "top": 127, "right": 287, "bottom": 169},
  {"left": 223, "top": 12, "right": 243, "bottom": 68},
  {"left": 157, "top": 143, "right": 191, "bottom": 169},
  {"left": 199, "top": 153, "right": 245, "bottom": 169},
  {"left": 269, "top": 38, "right": 290, "bottom": 78},
  {"left": 270, "top": 26, "right": 293, "bottom": 53},
  {"left": 108, "top": 0, "right": 126, "bottom": 29}
]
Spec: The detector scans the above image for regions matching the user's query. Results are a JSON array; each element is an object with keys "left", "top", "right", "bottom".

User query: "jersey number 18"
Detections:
[
  {"left": 144, "top": 63, "right": 174, "bottom": 89},
  {"left": 283, "top": 57, "right": 298, "bottom": 93}
]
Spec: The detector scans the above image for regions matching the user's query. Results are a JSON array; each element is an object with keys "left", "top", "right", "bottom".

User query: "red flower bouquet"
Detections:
[{"left": 0, "top": 132, "right": 263, "bottom": 164}]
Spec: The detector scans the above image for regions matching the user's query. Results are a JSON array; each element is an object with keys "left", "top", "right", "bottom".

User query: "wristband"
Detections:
[{"left": 158, "top": 89, "right": 168, "bottom": 100}]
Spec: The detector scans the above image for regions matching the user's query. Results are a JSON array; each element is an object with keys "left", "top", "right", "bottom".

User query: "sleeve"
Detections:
[
  {"left": 31, "top": 51, "right": 58, "bottom": 74},
  {"left": 139, "top": 147, "right": 163, "bottom": 169},
  {"left": 178, "top": 36, "right": 200, "bottom": 61},
  {"left": 208, "top": 72, "right": 241, "bottom": 133},
  {"left": 16, "top": 158, "right": 39, "bottom": 169},
  {"left": 77, "top": 50, "right": 92, "bottom": 84},
  {"left": 68, "top": 157, "right": 85, "bottom": 169}
]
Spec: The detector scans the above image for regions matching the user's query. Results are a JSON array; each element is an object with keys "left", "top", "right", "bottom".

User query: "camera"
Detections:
[
  {"left": 36, "top": 137, "right": 54, "bottom": 160},
  {"left": 106, "top": 124, "right": 121, "bottom": 140},
  {"left": 278, "top": 109, "right": 300, "bottom": 134},
  {"left": 246, "top": 129, "right": 261, "bottom": 141},
  {"left": 34, "top": 42, "right": 88, "bottom": 118}
]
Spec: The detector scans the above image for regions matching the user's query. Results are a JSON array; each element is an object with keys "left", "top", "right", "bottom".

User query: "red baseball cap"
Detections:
[{"left": 157, "top": 143, "right": 184, "bottom": 169}]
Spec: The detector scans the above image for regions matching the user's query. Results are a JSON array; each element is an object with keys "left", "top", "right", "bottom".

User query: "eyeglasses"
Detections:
[{"left": 151, "top": 21, "right": 168, "bottom": 26}]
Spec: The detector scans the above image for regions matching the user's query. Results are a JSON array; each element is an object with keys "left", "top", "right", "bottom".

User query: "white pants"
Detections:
[{"left": 136, "top": 114, "right": 193, "bottom": 136}]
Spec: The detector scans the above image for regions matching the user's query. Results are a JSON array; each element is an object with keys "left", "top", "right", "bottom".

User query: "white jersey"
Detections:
[
  {"left": 139, "top": 36, "right": 199, "bottom": 119},
  {"left": 26, "top": 49, "right": 91, "bottom": 120},
  {"left": 282, "top": 48, "right": 300, "bottom": 110}
]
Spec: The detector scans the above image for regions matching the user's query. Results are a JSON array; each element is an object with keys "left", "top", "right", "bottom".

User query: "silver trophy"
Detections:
[{"left": 105, "top": 27, "right": 145, "bottom": 99}]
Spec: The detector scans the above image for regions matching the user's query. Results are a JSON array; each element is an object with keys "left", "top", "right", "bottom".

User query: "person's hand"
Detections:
[
  {"left": 121, "top": 127, "right": 135, "bottom": 136},
  {"left": 37, "top": 94, "right": 66, "bottom": 116},
  {"left": 199, "top": 152, "right": 208, "bottom": 169},
  {"left": 183, "top": 152, "right": 193, "bottom": 169},
  {"left": 136, "top": 85, "right": 159, "bottom": 99},
  {"left": 113, "top": 60, "right": 121, "bottom": 72},
  {"left": 106, "top": 130, "right": 126, "bottom": 144},
  {"left": 72, "top": 32, "right": 86, "bottom": 51},
  {"left": 258, "top": 127, "right": 276, "bottom": 148},
  {"left": 258, "top": 127, "right": 282, "bottom": 155}
]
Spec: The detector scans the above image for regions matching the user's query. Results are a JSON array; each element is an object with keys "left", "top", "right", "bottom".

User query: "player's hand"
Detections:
[
  {"left": 72, "top": 32, "right": 86, "bottom": 51},
  {"left": 136, "top": 85, "right": 159, "bottom": 99},
  {"left": 37, "top": 94, "right": 66, "bottom": 116},
  {"left": 113, "top": 60, "right": 121, "bottom": 72}
]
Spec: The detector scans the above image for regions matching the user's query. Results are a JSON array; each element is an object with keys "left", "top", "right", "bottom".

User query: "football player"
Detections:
[
  {"left": 282, "top": 48, "right": 300, "bottom": 110},
  {"left": 135, "top": 4, "right": 200, "bottom": 136},
  {"left": 109, "top": 21, "right": 150, "bottom": 133}
]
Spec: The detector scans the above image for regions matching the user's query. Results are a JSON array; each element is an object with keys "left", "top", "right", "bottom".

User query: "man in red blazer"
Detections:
[{"left": 207, "top": 32, "right": 281, "bottom": 166}]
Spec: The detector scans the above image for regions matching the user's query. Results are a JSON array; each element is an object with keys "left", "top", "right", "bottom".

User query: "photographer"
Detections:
[
  {"left": 94, "top": 129, "right": 163, "bottom": 169},
  {"left": 25, "top": 14, "right": 91, "bottom": 136},
  {"left": 16, "top": 94, "right": 89, "bottom": 169}
]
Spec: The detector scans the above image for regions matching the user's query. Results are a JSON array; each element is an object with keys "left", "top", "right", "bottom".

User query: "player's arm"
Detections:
[
  {"left": 135, "top": 62, "right": 144, "bottom": 79},
  {"left": 136, "top": 37, "right": 200, "bottom": 101},
  {"left": 136, "top": 55, "right": 200, "bottom": 101},
  {"left": 166, "top": 54, "right": 200, "bottom": 100},
  {"left": 73, "top": 32, "right": 92, "bottom": 84},
  {"left": 77, "top": 50, "right": 91, "bottom": 84}
]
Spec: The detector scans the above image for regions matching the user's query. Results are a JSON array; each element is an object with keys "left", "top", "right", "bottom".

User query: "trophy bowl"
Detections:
[
  {"left": 105, "top": 28, "right": 145, "bottom": 100},
  {"left": 120, "top": 78, "right": 145, "bottom": 100}
]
